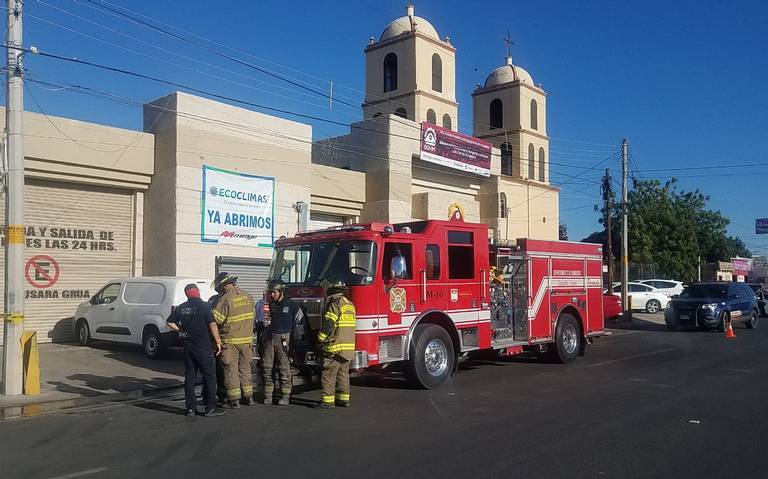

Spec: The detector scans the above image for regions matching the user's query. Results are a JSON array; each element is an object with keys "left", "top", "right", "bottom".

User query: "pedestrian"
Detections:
[
  {"left": 262, "top": 280, "right": 304, "bottom": 406},
  {"left": 166, "top": 284, "right": 225, "bottom": 417},
  {"left": 212, "top": 272, "right": 256, "bottom": 408},
  {"left": 317, "top": 279, "right": 356, "bottom": 409}
]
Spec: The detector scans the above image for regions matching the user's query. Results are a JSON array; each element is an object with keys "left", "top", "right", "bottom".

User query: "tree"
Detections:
[
  {"left": 559, "top": 224, "right": 568, "bottom": 241},
  {"left": 582, "top": 178, "right": 749, "bottom": 282}
]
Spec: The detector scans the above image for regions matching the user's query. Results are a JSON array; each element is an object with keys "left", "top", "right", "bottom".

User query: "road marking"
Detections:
[
  {"left": 587, "top": 347, "right": 677, "bottom": 367},
  {"left": 46, "top": 467, "right": 108, "bottom": 479}
]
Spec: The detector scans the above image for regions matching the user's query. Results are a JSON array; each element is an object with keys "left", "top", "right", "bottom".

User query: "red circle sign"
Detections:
[{"left": 25, "top": 255, "right": 60, "bottom": 289}]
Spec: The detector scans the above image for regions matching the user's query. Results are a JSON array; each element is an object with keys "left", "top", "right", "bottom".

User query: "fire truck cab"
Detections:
[{"left": 268, "top": 219, "right": 604, "bottom": 388}]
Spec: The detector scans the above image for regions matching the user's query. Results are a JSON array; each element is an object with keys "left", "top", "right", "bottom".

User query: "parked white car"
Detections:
[
  {"left": 637, "top": 279, "right": 685, "bottom": 298},
  {"left": 608, "top": 282, "right": 670, "bottom": 313},
  {"left": 73, "top": 277, "right": 217, "bottom": 358}
]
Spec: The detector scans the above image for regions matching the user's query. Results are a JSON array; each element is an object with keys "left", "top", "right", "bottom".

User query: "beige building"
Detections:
[{"left": 1, "top": 4, "right": 561, "bottom": 344}]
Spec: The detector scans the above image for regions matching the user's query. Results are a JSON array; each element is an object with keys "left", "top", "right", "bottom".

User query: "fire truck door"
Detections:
[
  {"left": 380, "top": 241, "right": 420, "bottom": 330},
  {"left": 528, "top": 257, "right": 552, "bottom": 339}
]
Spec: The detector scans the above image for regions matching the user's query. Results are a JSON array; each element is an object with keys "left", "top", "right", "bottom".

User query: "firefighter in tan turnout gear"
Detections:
[
  {"left": 212, "top": 272, "right": 256, "bottom": 408},
  {"left": 317, "top": 280, "right": 356, "bottom": 409}
]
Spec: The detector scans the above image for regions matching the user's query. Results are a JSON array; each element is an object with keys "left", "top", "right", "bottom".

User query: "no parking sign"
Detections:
[{"left": 24, "top": 254, "right": 60, "bottom": 289}]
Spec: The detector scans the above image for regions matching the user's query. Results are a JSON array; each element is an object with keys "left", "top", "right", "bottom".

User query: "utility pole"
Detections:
[
  {"left": 621, "top": 139, "right": 629, "bottom": 320},
  {"left": 3, "top": 0, "right": 25, "bottom": 395},
  {"left": 602, "top": 168, "right": 614, "bottom": 288}
]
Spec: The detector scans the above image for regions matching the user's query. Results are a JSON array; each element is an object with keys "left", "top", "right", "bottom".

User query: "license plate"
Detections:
[{"left": 679, "top": 314, "right": 689, "bottom": 320}]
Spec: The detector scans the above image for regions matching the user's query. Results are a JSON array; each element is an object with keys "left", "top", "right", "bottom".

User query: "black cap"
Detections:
[{"left": 184, "top": 283, "right": 200, "bottom": 292}]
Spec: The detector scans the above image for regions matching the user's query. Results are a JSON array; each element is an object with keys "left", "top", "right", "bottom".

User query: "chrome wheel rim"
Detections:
[
  {"left": 647, "top": 301, "right": 659, "bottom": 313},
  {"left": 146, "top": 335, "right": 159, "bottom": 354},
  {"left": 562, "top": 324, "right": 578, "bottom": 355},
  {"left": 424, "top": 338, "right": 448, "bottom": 377}
]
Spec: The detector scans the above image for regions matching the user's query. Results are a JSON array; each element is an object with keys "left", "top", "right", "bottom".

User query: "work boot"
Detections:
[
  {"left": 227, "top": 400, "right": 240, "bottom": 409},
  {"left": 185, "top": 409, "right": 197, "bottom": 417},
  {"left": 203, "top": 408, "right": 226, "bottom": 417},
  {"left": 335, "top": 401, "right": 350, "bottom": 408},
  {"left": 277, "top": 397, "right": 290, "bottom": 406},
  {"left": 243, "top": 396, "right": 255, "bottom": 406},
  {"left": 315, "top": 402, "right": 335, "bottom": 410}
]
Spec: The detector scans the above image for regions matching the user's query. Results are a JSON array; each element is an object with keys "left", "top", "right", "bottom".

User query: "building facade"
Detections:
[{"left": 1, "top": 4, "right": 560, "bottom": 344}]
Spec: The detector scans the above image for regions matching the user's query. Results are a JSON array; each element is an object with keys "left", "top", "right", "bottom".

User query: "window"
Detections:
[
  {"left": 629, "top": 284, "right": 650, "bottom": 292},
  {"left": 500, "top": 193, "right": 507, "bottom": 218},
  {"left": 432, "top": 53, "right": 442, "bottom": 92},
  {"left": 426, "top": 244, "right": 441, "bottom": 280},
  {"left": 490, "top": 99, "right": 503, "bottom": 129},
  {"left": 426, "top": 109, "right": 436, "bottom": 124},
  {"left": 530, "top": 99, "right": 538, "bottom": 130},
  {"left": 442, "top": 113, "right": 452, "bottom": 129},
  {"left": 383, "top": 242, "right": 413, "bottom": 280},
  {"left": 123, "top": 282, "right": 166, "bottom": 305},
  {"left": 501, "top": 143, "right": 513, "bottom": 176},
  {"left": 448, "top": 230, "right": 474, "bottom": 279},
  {"left": 528, "top": 143, "right": 535, "bottom": 179},
  {"left": 269, "top": 241, "right": 377, "bottom": 286},
  {"left": 538, "top": 147, "right": 546, "bottom": 182},
  {"left": 394, "top": 107, "right": 408, "bottom": 119},
  {"left": 92, "top": 283, "right": 122, "bottom": 305},
  {"left": 384, "top": 53, "right": 398, "bottom": 92}
]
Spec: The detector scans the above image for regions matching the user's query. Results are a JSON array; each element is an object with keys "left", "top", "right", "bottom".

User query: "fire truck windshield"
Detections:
[{"left": 269, "top": 240, "right": 377, "bottom": 287}]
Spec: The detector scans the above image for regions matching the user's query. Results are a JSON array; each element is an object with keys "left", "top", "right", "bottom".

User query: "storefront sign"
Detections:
[
  {"left": 201, "top": 165, "right": 275, "bottom": 247},
  {"left": 731, "top": 257, "right": 752, "bottom": 274},
  {"left": 756, "top": 218, "right": 768, "bottom": 235},
  {"left": 419, "top": 122, "right": 492, "bottom": 177}
]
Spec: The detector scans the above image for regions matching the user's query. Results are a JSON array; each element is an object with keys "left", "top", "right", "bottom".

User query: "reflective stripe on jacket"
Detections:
[
  {"left": 318, "top": 294, "right": 356, "bottom": 360},
  {"left": 213, "top": 286, "right": 256, "bottom": 344}
]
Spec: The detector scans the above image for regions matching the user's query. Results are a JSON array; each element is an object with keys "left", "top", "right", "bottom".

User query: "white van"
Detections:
[{"left": 73, "top": 277, "right": 217, "bottom": 358}]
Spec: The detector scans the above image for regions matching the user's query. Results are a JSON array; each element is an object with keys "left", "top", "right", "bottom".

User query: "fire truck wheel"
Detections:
[
  {"left": 406, "top": 324, "right": 455, "bottom": 389},
  {"left": 553, "top": 314, "right": 581, "bottom": 363}
]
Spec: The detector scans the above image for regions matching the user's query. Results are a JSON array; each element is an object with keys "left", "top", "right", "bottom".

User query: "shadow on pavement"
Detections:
[
  {"left": 132, "top": 400, "right": 187, "bottom": 416},
  {"left": 49, "top": 374, "right": 181, "bottom": 396},
  {"left": 606, "top": 316, "right": 672, "bottom": 332},
  {"left": 87, "top": 342, "right": 185, "bottom": 376},
  {"left": 351, "top": 373, "right": 413, "bottom": 390}
]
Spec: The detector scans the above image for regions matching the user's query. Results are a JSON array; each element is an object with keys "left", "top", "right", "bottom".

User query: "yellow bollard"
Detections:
[{"left": 21, "top": 331, "right": 40, "bottom": 395}]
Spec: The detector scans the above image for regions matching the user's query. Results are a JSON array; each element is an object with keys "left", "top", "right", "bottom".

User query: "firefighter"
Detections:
[
  {"left": 317, "top": 279, "right": 356, "bottom": 409},
  {"left": 212, "top": 272, "right": 256, "bottom": 408},
  {"left": 262, "top": 280, "right": 304, "bottom": 405}
]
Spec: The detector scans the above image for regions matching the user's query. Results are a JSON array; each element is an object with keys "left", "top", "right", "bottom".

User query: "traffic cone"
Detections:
[{"left": 725, "top": 320, "right": 736, "bottom": 339}]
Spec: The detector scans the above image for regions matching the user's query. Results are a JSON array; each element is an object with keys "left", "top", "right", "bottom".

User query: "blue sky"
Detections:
[{"left": 13, "top": 0, "right": 768, "bottom": 255}]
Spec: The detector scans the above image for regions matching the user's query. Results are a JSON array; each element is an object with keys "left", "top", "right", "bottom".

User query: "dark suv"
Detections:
[{"left": 665, "top": 282, "right": 759, "bottom": 331}]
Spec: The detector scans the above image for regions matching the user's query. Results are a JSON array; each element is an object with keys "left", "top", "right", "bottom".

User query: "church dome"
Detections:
[
  {"left": 484, "top": 59, "right": 534, "bottom": 88},
  {"left": 380, "top": 5, "right": 440, "bottom": 42}
]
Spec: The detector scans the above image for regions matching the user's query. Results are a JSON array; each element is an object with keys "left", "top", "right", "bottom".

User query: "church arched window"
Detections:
[
  {"left": 500, "top": 193, "right": 507, "bottom": 218},
  {"left": 538, "top": 147, "right": 546, "bottom": 182},
  {"left": 426, "top": 109, "right": 436, "bottom": 124},
  {"left": 501, "top": 142, "right": 513, "bottom": 176},
  {"left": 530, "top": 99, "right": 538, "bottom": 130},
  {"left": 528, "top": 143, "right": 535, "bottom": 179},
  {"left": 490, "top": 99, "right": 503, "bottom": 130},
  {"left": 432, "top": 53, "right": 442, "bottom": 92},
  {"left": 442, "top": 114, "right": 452, "bottom": 129},
  {"left": 394, "top": 107, "right": 408, "bottom": 119},
  {"left": 384, "top": 53, "right": 398, "bottom": 92}
]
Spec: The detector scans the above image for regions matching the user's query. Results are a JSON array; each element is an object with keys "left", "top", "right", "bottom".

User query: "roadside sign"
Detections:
[
  {"left": 757, "top": 218, "right": 768, "bottom": 234},
  {"left": 25, "top": 254, "right": 60, "bottom": 289}
]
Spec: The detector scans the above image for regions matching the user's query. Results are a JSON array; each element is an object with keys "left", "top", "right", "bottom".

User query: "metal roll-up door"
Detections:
[
  {"left": 216, "top": 257, "right": 271, "bottom": 301},
  {"left": 309, "top": 212, "right": 345, "bottom": 231},
  {"left": 0, "top": 179, "right": 134, "bottom": 345}
]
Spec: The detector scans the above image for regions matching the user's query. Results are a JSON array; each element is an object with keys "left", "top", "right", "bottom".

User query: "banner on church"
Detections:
[{"left": 419, "top": 122, "right": 492, "bottom": 177}]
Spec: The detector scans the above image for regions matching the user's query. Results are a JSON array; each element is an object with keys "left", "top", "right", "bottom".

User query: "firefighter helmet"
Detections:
[
  {"left": 212, "top": 272, "right": 237, "bottom": 291},
  {"left": 268, "top": 279, "right": 287, "bottom": 292},
  {"left": 325, "top": 278, "right": 348, "bottom": 294}
]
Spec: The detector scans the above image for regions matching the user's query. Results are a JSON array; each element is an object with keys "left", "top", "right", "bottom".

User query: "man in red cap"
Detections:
[{"left": 167, "top": 283, "right": 225, "bottom": 417}]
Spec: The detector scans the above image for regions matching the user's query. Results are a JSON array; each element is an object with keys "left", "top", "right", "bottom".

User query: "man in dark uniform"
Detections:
[
  {"left": 262, "top": 280, "right": 304, "bottom": 405},
  {"left": 167, "top": 284, "right": 225, "bottom": 417}
]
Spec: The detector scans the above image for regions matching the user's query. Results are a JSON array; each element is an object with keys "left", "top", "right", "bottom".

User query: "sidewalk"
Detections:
[{"left": 0, "top": 342, "right": 186, "bottom": 411}]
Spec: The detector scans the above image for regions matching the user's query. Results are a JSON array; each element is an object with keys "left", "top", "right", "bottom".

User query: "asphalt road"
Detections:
[{"left": 2, "top": 316, "right": 768, "bottom": 479}]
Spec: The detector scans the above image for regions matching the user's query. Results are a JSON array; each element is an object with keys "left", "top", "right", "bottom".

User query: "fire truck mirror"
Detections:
[{"left": 391, "top": 255, "right": 408, "bottom": 280}]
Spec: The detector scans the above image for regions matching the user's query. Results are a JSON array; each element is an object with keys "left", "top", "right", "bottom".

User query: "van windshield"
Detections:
[
  {"left": 680, "top": 284, "right": 728, "bottom": 299},
  {"left": 269, "top": 240, "right": 377, "bottom": 286}
]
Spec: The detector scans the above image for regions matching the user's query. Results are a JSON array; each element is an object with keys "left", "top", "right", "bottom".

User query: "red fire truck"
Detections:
[{"left": 268, "top": 219, "right": 605, "bottom": 388}]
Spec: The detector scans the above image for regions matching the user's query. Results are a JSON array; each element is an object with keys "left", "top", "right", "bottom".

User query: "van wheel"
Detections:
[
  {"left": 143, "top": 326, "right": 165, "bottom": 359},
  {"left": 406, "top": 324, "right": 455, "bottom": 389},
  {"left": 718, "top": 312, "right": 729, "bottom": 332},
  {"left": 552, "top": 314, "right": 581, "bottom": 363},
  {"left": 77, "top": 319, "right": 91, "bottom": 346},
  {"left": 745, "top": 310, "right": 758, "bottom": 329}
]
